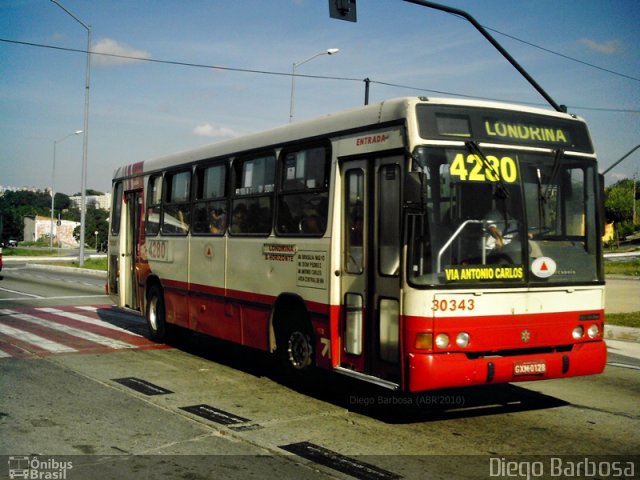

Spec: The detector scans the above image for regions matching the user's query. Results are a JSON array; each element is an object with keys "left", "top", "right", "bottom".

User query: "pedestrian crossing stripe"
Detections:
[
  {"left": 1, "top": 310, "right": 135, "bottom": 350},
  {"left": 0, "top": 305, "right": 168, "bottom": 359},
  {"left": 36, "top": 307, "right": 145, "bottom": 337},
  {"left": 0, "top": 322, "right": 77, "bottom": 354}
]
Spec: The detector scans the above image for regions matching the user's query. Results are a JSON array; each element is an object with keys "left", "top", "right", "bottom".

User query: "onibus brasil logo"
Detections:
[{"left": 8, "top": 456, "right": 73, "bottom": 479}]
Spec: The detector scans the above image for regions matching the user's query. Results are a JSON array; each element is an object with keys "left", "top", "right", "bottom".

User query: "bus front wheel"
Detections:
[{"left": 146, "top": 284, "right": 167, "bottom": 343}]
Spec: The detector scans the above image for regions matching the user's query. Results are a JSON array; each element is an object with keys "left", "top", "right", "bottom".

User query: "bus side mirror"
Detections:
[{"left": 404, "top": 171, "right": 425, "bottom": 214}]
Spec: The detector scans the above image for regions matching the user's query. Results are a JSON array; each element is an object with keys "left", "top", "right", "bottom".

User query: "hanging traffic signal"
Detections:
[{"left": 329, "top": 0, "right": 356, "bottom": 22}]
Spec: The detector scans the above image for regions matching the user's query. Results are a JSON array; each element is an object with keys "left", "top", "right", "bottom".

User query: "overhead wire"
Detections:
[
  {"left": 483, "top": 26, "right": 640, "bottom": 84},
  {"left": 1, "top": 36, "right": 638, "bottom": 114}
]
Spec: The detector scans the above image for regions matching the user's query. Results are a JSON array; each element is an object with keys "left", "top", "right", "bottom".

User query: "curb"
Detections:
[
  {"left": 604, "top": 325, "right": 640, "bottom": 344},
  {"left": 25, "top": 263, "right": 106, "bottom": 278}
]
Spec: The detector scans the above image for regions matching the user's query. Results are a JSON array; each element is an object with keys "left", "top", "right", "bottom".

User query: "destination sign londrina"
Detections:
[{"left": 483, "top": 119, "right": 570, "bottom": 144}]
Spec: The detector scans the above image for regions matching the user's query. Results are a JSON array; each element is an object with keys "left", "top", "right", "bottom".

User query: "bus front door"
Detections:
[{"left": 339, "top": 157, "right": 402, "bottom": 388}]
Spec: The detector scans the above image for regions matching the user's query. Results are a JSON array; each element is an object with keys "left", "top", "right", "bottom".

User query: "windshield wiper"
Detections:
[
  {"left": 543, "top": 149, "right": 564, "bottom": 201},
  {"left": 465, "top": 141, "right": 509, "bottom": 199},
  {"left": 536, "top": 167, "right": 546, "bottom": 228}
]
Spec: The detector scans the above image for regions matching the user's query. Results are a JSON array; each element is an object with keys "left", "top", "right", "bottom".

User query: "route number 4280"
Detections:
[{"left": 449, "top": 153, "right": 518, "bottom": 183}]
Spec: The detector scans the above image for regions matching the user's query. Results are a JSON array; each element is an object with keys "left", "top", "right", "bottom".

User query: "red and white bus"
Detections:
[{"left": 107, "top": 97, "right": 607, "bottom": 392}]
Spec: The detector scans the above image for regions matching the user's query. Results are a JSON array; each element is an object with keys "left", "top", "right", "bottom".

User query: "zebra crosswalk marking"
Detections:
[
  {"left": 0, "top": 322, "right": 77, "bottom": 354},
  {"left": 0, "top": 309, "right": 136, "bottom": 350}
]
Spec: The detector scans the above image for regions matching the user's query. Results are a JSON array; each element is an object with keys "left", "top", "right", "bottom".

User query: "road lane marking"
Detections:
[
  {"left": 0, "top": 294, "right": 108, "bottom": 302},
  {"left": 0, "top": 286, "right": 42, "bottom": 298},
  {"left": 607, "top": 362, "right": 640, "bottom": 371}
]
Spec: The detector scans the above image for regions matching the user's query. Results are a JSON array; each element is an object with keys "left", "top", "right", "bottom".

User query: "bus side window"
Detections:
[
  {"left": 111, "top": 181, "right": 123, "bottom": 236},
  {"left": 276, "top": 145, "right": 329, "bottom": 236},
  {"left": 146, "top": 175, "right": 162, "bottom": 236},
  {"left": 162, "top": 170, "right": 191, "bottom": 235},
  {"left": 193, "top": 163, "right": 228, "bottom": 235},
  {"left": 230, "top": 153, "right": 275, "bottom": 235}
]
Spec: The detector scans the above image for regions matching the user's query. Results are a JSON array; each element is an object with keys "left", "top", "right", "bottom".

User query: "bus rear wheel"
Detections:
[{"left": 146, "top": 284, "right": 167, "bottom": 343}]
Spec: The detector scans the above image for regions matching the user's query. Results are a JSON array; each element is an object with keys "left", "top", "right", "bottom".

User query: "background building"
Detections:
[
  {"left": 69, "top": 193, "right": 112, "bottom": 211},
  {"left": 23, "top": 215, "right": 80, "bottom": 248}
]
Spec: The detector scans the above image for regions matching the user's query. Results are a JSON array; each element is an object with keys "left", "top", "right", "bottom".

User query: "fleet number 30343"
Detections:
[{"left": 432, "top": 298, "right": 476, "bottom": 312}]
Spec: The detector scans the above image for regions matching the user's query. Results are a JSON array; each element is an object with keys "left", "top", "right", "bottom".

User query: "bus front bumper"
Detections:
[{"left": 407, "top": 340, "right": 607, "bottom": 392}]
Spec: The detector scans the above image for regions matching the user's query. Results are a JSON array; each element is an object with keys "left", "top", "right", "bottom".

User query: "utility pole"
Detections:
[{"left": 633, "top": 171, "right": 637, "bottom": 225}]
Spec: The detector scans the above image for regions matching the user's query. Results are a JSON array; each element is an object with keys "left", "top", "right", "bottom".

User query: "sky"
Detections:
[{"left": 1, "top": 0, "right": 638, "bottom": 195}]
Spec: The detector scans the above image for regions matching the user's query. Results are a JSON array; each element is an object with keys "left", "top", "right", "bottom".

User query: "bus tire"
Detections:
[
  {"left": 146, "top": 284, "right": 168, "bottom": 343},
  {"left": 276, "top": 319, "right": 315, "bottom": 381}
]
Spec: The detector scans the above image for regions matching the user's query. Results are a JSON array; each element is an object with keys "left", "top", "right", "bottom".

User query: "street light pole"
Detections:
[
  {"left": 50, "top": 0, "right": 92, "bottom": 266},
  {"left": 51, "top": 130, "right": 82, "bottom": 249},
  {"left": 289, "top": 48, "right": 339, "bottom": 123}
]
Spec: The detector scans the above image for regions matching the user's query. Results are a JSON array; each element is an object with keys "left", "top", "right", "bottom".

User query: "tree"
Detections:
[
  {"left": 73, "top": 205, "right": 109, "bottom": 248},
  {"left": 53, "top": 192, "right": 71, "bottom": 211},
  {"left": 0, "top": 189, "right": 110, "bottom": 244},
  {"left": 0, "top": 190, "right": 52, "bottom": 241},
  {"left": 604, "top": 178, "right": 639, "bottom": 239}
]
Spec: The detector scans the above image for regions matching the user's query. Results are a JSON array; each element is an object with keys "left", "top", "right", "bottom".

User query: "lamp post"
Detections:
[
  {"left": 289, "top": 48, "right": 339, "bottom": 123},
  {"left": 51, "top": 130, "right": 82, "bottom": 249},
  {"left": 51, "top": 0, "right": 92, "bottom": 266}
]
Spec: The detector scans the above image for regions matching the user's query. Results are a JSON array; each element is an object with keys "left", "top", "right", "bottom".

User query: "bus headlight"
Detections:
[
  {"left": 587, "top": 324, "right": 600, "bottom": 339},
  {"left": 456, "top": 332, "right": 470, "bottom": 348},
  {"left": 572, "top": 326, "right": 584, "bottom": 340},
  {"left": 435, "top": 333, "right": 450, "bottom": 349}
]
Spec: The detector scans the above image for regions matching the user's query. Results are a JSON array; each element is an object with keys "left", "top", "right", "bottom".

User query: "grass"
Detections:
[
  {"left": 605, "top": 312, "right": 640, "bottom": 329},
  {"left": 603, "top": 259, "right": 640, "bottom": 328},
  {"left": 604, "top": 258, "right": 640, "bottom": 277},
  {"left": 58, "top": 257, "right": 108, "bottom": 271},
  {"left": 2, "top": 247, "right": 74, "bottom": 257}
]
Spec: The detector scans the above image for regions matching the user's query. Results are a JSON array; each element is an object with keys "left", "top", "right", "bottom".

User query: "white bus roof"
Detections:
[{"left": 113, "top": 96, "right": 586, "bottom": 178}]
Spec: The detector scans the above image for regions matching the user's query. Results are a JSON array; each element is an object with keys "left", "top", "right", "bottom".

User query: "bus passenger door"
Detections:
[
  {"left": 339, "top": 157, "right": 402, "bottom": 386},
  {"left": 120, "top": 190, "right": 143, "bottom": 310}
]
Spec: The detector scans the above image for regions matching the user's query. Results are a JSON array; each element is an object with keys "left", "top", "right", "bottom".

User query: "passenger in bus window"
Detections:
[
  {"left": 210, "top": 208, "right": 227, "bottom": 234},
  {"left": 300, "top": 214, "right": 322, "bottom": 234},
  {"left": 231, "top": 203, "right": 248, "bottom": 233},
  {"left": 176, "top": 208, "right": 189, "bottom": 234}
]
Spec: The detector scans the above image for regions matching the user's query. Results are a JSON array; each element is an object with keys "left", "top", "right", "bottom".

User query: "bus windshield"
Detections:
[{"left": 408, "top": 145, "right": 601, "bottom": 286}]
